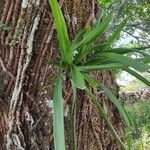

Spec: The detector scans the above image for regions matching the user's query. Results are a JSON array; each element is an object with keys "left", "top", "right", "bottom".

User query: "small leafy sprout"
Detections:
[{"left": 48, "top": 0, "right": 150, "bottom": 150}]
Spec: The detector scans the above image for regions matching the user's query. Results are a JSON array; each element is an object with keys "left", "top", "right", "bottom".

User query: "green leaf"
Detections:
[
  {"left": 100, "top": 52, "right": 149, "bottom": 72},
  {"left": 48, "top": 0, "right": 72, "bottom": 64},
  {"left": 74, "top": 43, "right": 109, "bottom": 64},
  {"left": 85, "top": 88, "right": 126, "bottom": 150},
  {"left": 137, "top": 56, "right": 150, "bottom": 63},
  {"left": 84, "top": 74, "right": 131, "bottom": 127},
  {"left": 107, "top": 19, "right": 127, "bottom": 44},
  {"left": 124, "top": 128, "right": 133, "bottom": 150},
  {"left": 98, "top": 83, "right": 131, "bottom": 127},
  {"left": 83, "top": 73, "right": 99, "bottom": 88},
  {"left": 98, "top": 0, "right": 112, "bottom": 7},
  {"left": 124, "top": 68, "right": 150, "bottom": 86},
  {"left": 53, "top": 70, "right": 65, "bottom": 150},
  {"left": 107, "top": 47, "right": 150, "bottom": 55},
  {"left": 90, "top": 42, "right": 110, "bottom": 51},
  {"left": 75, "top": 13, "right": 112, "bottom": 49},
  {"left": 78, "top": 63, "right": 125, "bottom": 72},
  {"left": 71, "top": 65, "right": 86, "bottom": 89},
  {"left": 71, "top": 28, "right": 89, "bottom": 48},
  {"left": 71, "top": 81, "right": 77, "bottom": 150},
  {"left": 85, "top": 56, "right": 111, "bottom": 65}
]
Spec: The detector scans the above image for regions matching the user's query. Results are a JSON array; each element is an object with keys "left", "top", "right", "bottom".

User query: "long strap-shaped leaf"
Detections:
[
  {"left": 83, "top": 74, "right": 131, "bottom": 127},
  {"left": 74, "top": 43, "right": 109, "bottom": 64},
  {"left": 84, "top": 56, "right": 113, "bottom": 66},
  {"left": 124, "top": 68, "right": 150, "bottom": 87},
  {"left": 98, "top": 83, "right": 131, "bottom": 127},
  {"left": 100, "top": 52, "right": 149, "bottom": 72},
  {"left": 78, "top": 63, "right": 125, "bottom": 72},
  {"left": 53, "top": 70, "right": 65, "bottom": 150},
  {"left": 85, "top": 88, "right": 126, "bottom": 150},
  {"left": 75, "top": 13, "right": 112, "bottom": 49},
  {"left": 71, "top": 65, "right": 86, "bottom": 89},
  {"left": 71, "top": 28, "right": 89, "bottom": 48},
  {"left": 48, "top": 0, "right": 72, "bottom": 64},
  {"left": 91, "top": 19, "right": 127, "bottom": 51},
  {"left": 71, "top": 81, "right": 77, "bottom": 150},
  {"left": 107, "top": 47, "right": 150, "bottom": 55},
  {"left": 107, "top": 19, "right": 127, "bottom": 45},
  {"left": 137, "top": 56, "right": 150, "bottom": 63}
]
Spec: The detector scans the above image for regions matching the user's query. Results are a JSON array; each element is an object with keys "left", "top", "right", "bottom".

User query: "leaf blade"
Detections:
[
  {"left": 107, "top": 19, "right": 127, "bottom": 44},
  {"left": 53, "top": 70, "right": 65, "bottom": 150},
  {"left": 85, "top": 88, "right": 126, "bottom": 150},
  {"left": 99, "top": 83, "right": 131, "bottom": 127},
  {"left": 71, "top": 65, "right": 86, "bottom": 89},
  {"left": 71, "top": 81, "right": 77, "bottom": 150},
  {"left": 75, "top": 43, "right": 109, "bottom": 64},
  {"left": 83, "top": 73, "right": 99, "bottom": 88},
  {"left": 124, "top": 68, "right": 150, "bottom": 87},
  {"left": 100, "top": 52, "right": 149, "bottom": 72},
  {"left": 48, "top": 0, "right": 72, "bottom": 64},
  {"left": 75, "top": 13, "right": 112, "bottom": 49},
  {"left": 84, "top": 74, "right": 131, "bottom": 127},
  {"left": 78, "top": 63, "right": 125, "bottom": 72},
  {"left": 107, "top": 47, "right": 150, "bottom": 55}
]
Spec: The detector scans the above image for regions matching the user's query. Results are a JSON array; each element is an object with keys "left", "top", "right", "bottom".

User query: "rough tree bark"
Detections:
[{"left": 0, "top": 0, "right": 124, "bottom": 149}]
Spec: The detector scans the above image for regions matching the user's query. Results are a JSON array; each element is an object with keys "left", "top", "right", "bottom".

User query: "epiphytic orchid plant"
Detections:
[{"left": 48, "top": 0, "right": 150, "bottom": 150}]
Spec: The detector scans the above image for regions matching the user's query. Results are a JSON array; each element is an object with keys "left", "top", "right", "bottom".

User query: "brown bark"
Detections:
[{"left": 0, "top": 0, "right": 123, "bottom": 149}]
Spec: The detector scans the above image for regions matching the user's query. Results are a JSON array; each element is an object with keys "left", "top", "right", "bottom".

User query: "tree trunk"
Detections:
[{"left": 0, "top": 0, "right": 124, "bottom": 149}]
